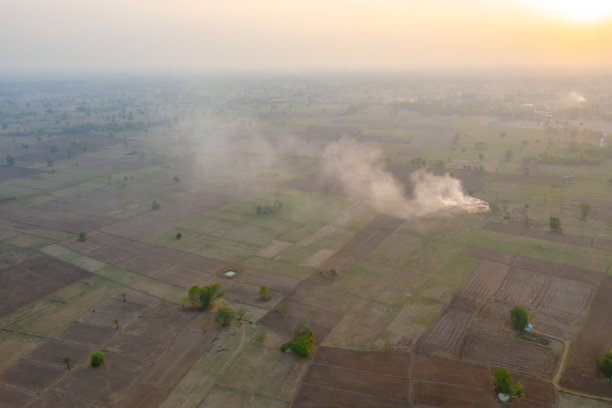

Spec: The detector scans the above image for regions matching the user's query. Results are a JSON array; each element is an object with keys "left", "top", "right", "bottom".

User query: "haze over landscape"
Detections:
[
  {"left": 1, "top": 1, "right": 612, "bottom": 408},
  {"left": 2, "top": 0, "right": 612, "bottom": 73}
]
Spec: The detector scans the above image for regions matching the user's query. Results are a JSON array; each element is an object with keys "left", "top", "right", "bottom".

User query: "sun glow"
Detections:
[{"left": 527, "top": 0, "right": 612, "bottom": 23}]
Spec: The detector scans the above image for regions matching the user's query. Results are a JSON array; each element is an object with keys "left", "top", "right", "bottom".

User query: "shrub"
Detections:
[
  {"left": 596, "top": 350, "right": 612, "bottom": 380},
  {"left": 176, "top": 232, "right": 182, "bottom": 240},
  {"left": 151, "top": 200, "right": 160, "bottom": 210},
  {"left": 549, "top": 216, "right": 562, "bottom": 232},
  {"left": 580, "top": 202, "right": 591, "bottom": 220},
  {"left": 493, "top": 368, "right": 524, "bottom": 399},
  {"left": 78, "top": 231, "right": 88, "bottom": 241},
  {"left": 90, "top": 351, "right": 105, "bottom": 367},
  {"left": 259, "top": 285, "right": 270, "bottom": 301},
  {"left": 215, "top": 307, "right": 236, "bottom": 327},
  {"left": 281, "top": 322, "right": 315, "bottom": 358}
]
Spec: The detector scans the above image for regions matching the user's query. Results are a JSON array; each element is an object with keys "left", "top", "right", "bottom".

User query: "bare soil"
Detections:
[
  {"left": 0, "top": 201, "right": 110, "bottom": 233},
  {"left": 0, "top": 255, "right": 91, "bottom": 317},
  {"left": 560, "top": 276, "right": 612, "bottom": 398},
  {"left": 484, "top": 221, "right": 612, "bottom": 251}
]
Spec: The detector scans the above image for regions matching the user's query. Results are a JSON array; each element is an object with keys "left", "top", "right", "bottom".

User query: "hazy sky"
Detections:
[{"left": 1, "top": 0, "right": 611, "bottom": 73}]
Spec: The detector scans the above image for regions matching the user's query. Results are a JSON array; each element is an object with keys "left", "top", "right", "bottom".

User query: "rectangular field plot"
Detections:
[
  {"left": 314, "top": 347, "right": 410, "bottom": 377},
  {"left": 257, "top": 240, "right": 293, "bottom": 258},
  {"left": 0, "top": 255, "right": 91, "bottom": 318},
  {"left": 461, "top": 322, "right": 561, "bottom": 378},
  {"left": 416, "top": 307, "right": 473, "bottom": 357},
  {"left": 494, "top": 268, "right": 548, "bottom": 307},
  {"left": 412, "top": 380, "right": 497, "bottom": 408},
  {"left": 0, "top": 359, "right": 67, "bottom": 392},
  {"left": 536, "top": 276, "right": 593, "bottom": 318},
  {"left": 292, "top": 383, "right": 411, "bottom": 408},
  {"left": 383, "top": 299, "right": 445, "bottom": 351},
  {"left": 324, "top": 299, "right": 398, "bottom": 349},
  {"left": 302, "top": 364, "right": 409, "bottom": 401},
  {"left": 457, "top": 260, "right": 508, "bottom": 309},
  {"left": 200, "top": 386, "right": 289, "bottom": 408},
  {"left": 560, "top": 277, "right": 612, "bottom": 398}
]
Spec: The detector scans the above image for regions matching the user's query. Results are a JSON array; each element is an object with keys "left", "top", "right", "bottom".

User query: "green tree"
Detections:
[
  {"left": 549, "top": 216, "right": 562, "bottom": 232},
  {"left": 493, "top": 368, "right": 524, "bottom": 399},
  {"left": 215, "top": 307, "right": 236, "bottom": 327},
  {"left": 78, "top": 231, "right": 87, "bottom": 241},
  {"left": 184, "top": 285, "right": 201, "bottom": 309},
  {"left": 113, "top": 319, "right": 119, "bottom": 329},
  {"left": 236, "top": 307, "right": 246, "bottom": 320},
  {"left": 259, "top": 285, "right": 270, "bottom": 301},
  {"left": 90, "top": 351, "right": 105, "bottom": 367},
  {"left": 151, "top": 200, "right": 160, "bottom": 210},
  {"left": 176, "top": 232, "right": 182, "bottom": 240},
  {"left": 121, "top": 293, "right": 126, "bottom": 303},
  {"left": 504, "top": 150, "right": 513, "bottom": 161},
  {"left": 6, "top": 154, "right": 15, "bottom": 166},
  {"left": 596, "top": 350, "right": 612, "bottom": 380},
  {"left": 510, "top": 306, "right": 529, "bottom": 332},
  {"left": 280, "top": 322, "right": 315, "bottom": 358},
  {"left": 199, "top": 283, "right": 224, "bottom": 311},
  {"left": 62, "top": 357, "right": 70, "bottom": 369},
  {"left": 580, "top": 202, "right": 591, "bottom": 221}
]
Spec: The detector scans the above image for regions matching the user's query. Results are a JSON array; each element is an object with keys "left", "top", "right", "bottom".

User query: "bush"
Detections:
[
  {"left": 580, "top": 202, "right": 591, "bottom": 220},
  {"left": 510, "top": 306, "right": 529, "bottom": 332},
  {"left": 215, "top": 307, "right": 236, "bottom": 327},
  {"left": 151, "top": 200, "right": 160, "bottom": 210},
  {"left": 176, "top": 232, "right": 182, "bottom": 240},
  {"left": 281, "top": 322, "right": 315, "bottom": 358},
  {"left": 78, "top": 231, "right": 87, "bottom": 241},
  {"left": 549, "top": 216, "right": 562, "bottom": 232},
  {"left": 596, "top": 350, "right": 612, "bottom": 380},
  {"left": 493, "top": 368, "right": 524, "bottom": 399},
  {"left": 259, "top": 285, "right": 270, "bottom": 301},
  {"left": 90, "top": 351, "right": 105, "bottom": 367}
]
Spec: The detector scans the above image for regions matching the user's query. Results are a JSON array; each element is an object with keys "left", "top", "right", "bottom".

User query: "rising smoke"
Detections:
[{"left": 322, "top": 138, "right": 489, "bottom": 218}]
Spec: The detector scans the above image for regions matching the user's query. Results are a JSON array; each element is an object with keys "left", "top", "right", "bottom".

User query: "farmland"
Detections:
[{"left": 1, "top": 73, "right": 612, "bottom": 407}]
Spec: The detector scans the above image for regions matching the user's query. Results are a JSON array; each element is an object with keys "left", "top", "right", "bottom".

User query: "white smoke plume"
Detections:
[{"left": 322, "top": 138, "right": 489, "bottom": 218}]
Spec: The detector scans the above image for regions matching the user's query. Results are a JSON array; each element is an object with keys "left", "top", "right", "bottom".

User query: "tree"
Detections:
[
  {"left": 504, "top": 150, "right": 513, "bottom": 162},
  {"left": 280, "top": 322, "right": 315, "bottom": 358},
  {"left": 199, "top": 283, "right": 224, "bottom": 311},
  {"left": 236, "top": 307, "right": 246, "bottom": 320},
  {"left": 510, "top": 306, "right": 529, "bottom": 332},
  {"left": 121, "top": 293, "right": 126, "bottom": 303},
  {"left": 176, "top": 232, "right": 182, "bottom": 240},
  {"left": 173, "top": 176, "right": 181, "bottom": 183},
  {"left": 596, "top": 350, "right": 612, "bottom": 380},
  {"left": 580, "top": 202, "right": 591, "bottom": 221},
  {"left": 113, "top": 319, "right": 119, "bottom": 329},
  {"left": 90, "top": 351, "right": 105, "bottom": 367},
  {"left": 493, "top": 368, "right": 524, "bottom": 399},
  {"left": 549, "top": 216, "right": 562, "bottom": 232},
  {"left": 184, "top": 285, "right": 201, "bottom": 309},
  {"left": 215, "top": 307, "right": 236, "bottom": 327},
  {"left": 259, "top": 285, "right": 270, "bottom": 301},
  {"left": 151, "top": 200, "right": 160, "bottom": 210},
  {"left": 62, "top": 357, "right": 70, "bottom": 369},
  {"left": 6, "top": 155, "right": 15, "bottom": 166}
]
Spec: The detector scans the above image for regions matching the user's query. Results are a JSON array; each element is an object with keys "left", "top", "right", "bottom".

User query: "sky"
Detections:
[{"left": 1, "top": 0, "right": 612, "bottom": 74}]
